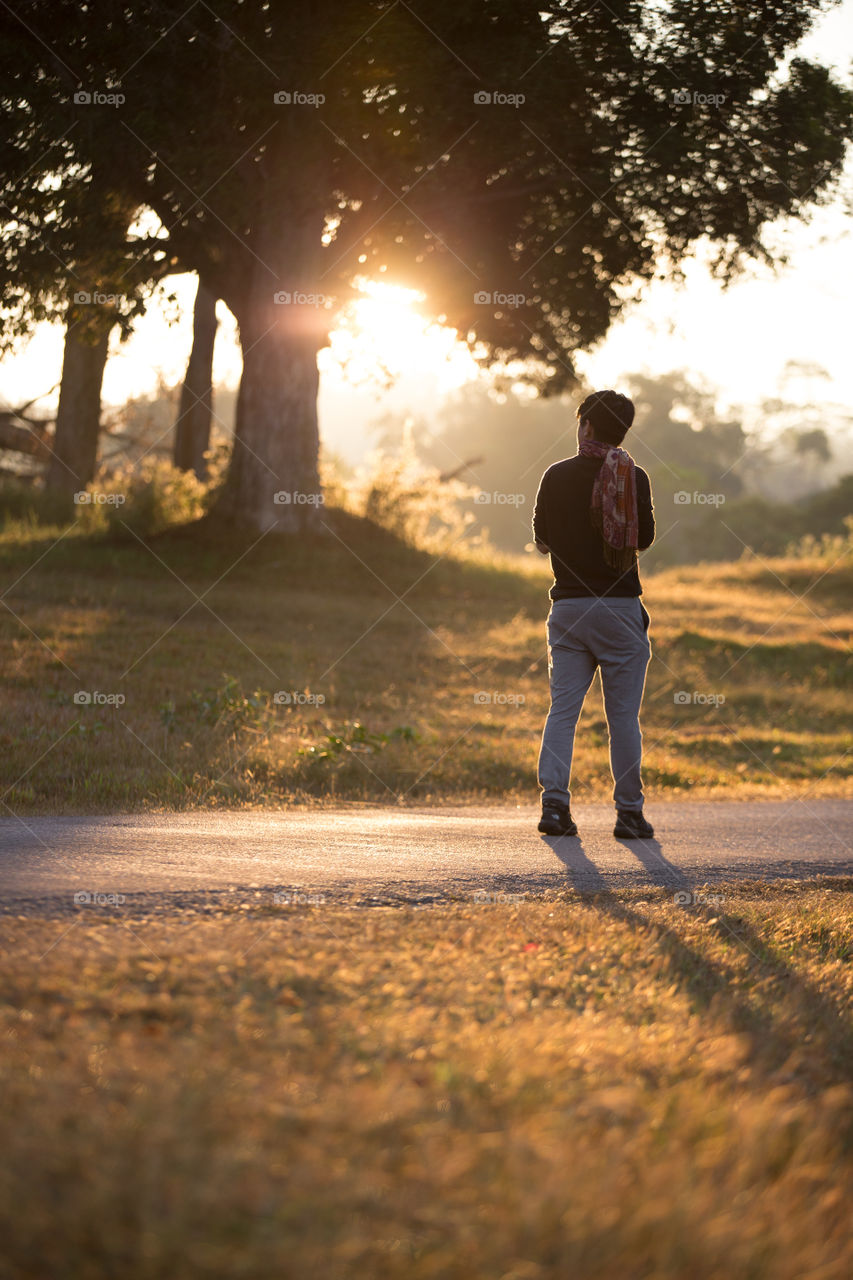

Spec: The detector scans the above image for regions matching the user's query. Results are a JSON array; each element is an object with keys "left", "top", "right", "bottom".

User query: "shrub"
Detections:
[
  {"left": 0, "top": 478, "right": 65, "bottom": 528},
  {"left": 83, "top": 458, "right": 209, "bottom": 539},
  {"left": 346, "top": 430, "right": 486, "bottom": 555},
  {"left": 785, "top": 515, "right": 853, "bottom": 562}
]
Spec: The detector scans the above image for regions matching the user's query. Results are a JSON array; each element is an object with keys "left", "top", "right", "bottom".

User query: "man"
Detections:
[{"left": 533, "top": 389, "right": 655, "bottom": 839}]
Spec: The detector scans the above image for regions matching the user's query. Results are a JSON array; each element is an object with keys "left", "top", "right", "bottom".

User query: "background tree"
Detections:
[
  {"left": 173, "top": 277, "right": 219, "bottom": 481},
  {"left": 46, "top": 303, "right": 113, "bottom": 497},
  {"left": 3, "top": 1, "right": 852, "bottom": 529},
  {"left": 0, "top": 56, "right": 175, "bottom": 497}
]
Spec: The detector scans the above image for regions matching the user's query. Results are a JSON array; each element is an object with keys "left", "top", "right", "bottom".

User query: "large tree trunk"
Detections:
[
  {"left": 214, "top": 324, "right": 322, "bottom": 532},
  {"left": 44, "top": 315, "right": 112, "bottom": 498},
  {"left": 213, "top": 214, "right": 326, "bottom": 534},
  {"left": 173, "top": 277, "right": 218, "bottom": 480}
]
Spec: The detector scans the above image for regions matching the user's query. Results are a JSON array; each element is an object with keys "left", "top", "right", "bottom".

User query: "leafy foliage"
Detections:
[
  {"left": 190, "top": 674, "right": 267, "bottom": 733},
  {"left": 2, "top": 2, "right": 851, "bottom": 386}
]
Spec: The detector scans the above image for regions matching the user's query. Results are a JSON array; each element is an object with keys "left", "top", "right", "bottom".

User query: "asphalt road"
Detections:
[{"left": 0, "top": 798, "right": 850, "bottom": 913}]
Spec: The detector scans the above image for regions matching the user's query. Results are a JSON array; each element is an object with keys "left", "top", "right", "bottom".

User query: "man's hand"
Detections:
[{"left": 535, "top": 540, "right": 549, "bottom": 555}]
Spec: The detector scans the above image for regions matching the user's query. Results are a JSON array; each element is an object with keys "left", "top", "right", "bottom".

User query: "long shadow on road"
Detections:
[{"left": 544, "top": 833, "right": 691, "bottom": 893}]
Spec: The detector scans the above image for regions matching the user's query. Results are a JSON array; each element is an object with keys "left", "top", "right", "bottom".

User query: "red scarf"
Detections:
[{"left": 579, "top": 434, "right": 638, "bottom": 572}]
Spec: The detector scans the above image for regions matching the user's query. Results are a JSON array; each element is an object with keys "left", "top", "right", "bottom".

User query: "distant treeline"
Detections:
[
  {"left": 400, "top": 370, "right": 853, "bottom": 566},
  {"left": 7, "top": 368, "right": 848, "bottom": 566}
]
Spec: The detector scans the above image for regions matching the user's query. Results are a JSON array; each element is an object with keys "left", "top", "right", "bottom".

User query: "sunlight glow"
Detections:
[{"left": 320, "top": 279, "right": 477, "bottom": 393}]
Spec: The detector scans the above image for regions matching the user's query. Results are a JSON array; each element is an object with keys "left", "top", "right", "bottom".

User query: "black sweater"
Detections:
[{"left": 532, "top": 455, "right": 655, "bottom": 598}]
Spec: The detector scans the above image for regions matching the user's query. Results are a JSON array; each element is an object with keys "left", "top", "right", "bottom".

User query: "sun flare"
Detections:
[{"left": 321, "top": 279, "right": 475, "bottom": 391}]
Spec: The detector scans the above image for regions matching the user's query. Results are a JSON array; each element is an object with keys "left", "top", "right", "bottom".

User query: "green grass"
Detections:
[
  {"left": 1, "top": 879, "right": 851, "bottom": 1278},
  {"left": 0, "top": 508, "right": 850, "bottom": 813}
]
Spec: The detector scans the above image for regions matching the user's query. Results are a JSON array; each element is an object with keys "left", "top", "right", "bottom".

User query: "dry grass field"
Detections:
[
  {"left": 2, "top": 507, "right": 851, "bottom": 1277},
  {"left": 1, "top": 508, "right": 850, "bottom": 813},
  {"left": 1, "top": 879, "right": 851, "bottom": 1278}
]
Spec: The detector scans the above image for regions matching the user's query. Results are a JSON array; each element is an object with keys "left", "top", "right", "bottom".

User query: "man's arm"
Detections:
[
  {"left": 637, "top": 468, "right": 655, "bottom": 550},
  {"left": 532, "top": 471, "right": 550, "bottom": 554}
]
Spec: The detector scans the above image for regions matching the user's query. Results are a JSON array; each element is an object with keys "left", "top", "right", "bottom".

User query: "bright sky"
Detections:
[{"left": 2, "top": 0, "right": 851, "bottom": 461}]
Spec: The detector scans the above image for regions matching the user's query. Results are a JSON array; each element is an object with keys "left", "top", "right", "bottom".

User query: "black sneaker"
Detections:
[
  {"left": 614, "top": 809, "right": 654, "bottom": 839},
  {"left": 538, "top": 802, "right": 578, "bottom": 837}
]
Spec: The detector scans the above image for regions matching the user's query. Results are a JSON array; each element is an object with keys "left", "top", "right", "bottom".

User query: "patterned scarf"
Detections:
[{"left": 578, "top": 431, "right": 639, "bottom": 572}]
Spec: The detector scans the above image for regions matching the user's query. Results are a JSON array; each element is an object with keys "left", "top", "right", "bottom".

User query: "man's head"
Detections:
[{"left": 576, "top": 389, "right": 635, "bottom": 446}]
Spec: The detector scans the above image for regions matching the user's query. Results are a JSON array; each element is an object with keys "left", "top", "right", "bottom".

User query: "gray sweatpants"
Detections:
[{"left": 537, "top": 595, "right": 651, "bottom": 813}]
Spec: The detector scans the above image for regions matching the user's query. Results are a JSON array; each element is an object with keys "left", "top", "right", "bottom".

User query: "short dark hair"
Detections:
[{"left": 577, "top": 390, "right": 635, "bottom": 446}]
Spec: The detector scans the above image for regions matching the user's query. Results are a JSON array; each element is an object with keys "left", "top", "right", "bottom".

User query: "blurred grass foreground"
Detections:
[
  {"left": 0, "top": 468, "right": 850, "bottom": 813},
  {"left": 1, "top": 879, "right": 851, "bottom": 1278}
]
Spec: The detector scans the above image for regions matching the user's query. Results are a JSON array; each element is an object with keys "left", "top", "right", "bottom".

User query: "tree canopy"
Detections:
[{"left": 2, "top": 0, "right": 851, "bottom": 526}]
